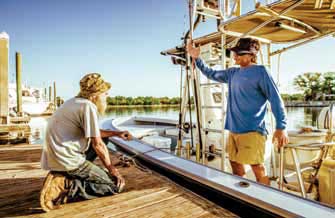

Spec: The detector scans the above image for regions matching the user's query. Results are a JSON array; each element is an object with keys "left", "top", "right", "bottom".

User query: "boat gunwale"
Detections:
[{"left": 103, "top": 118, "right": 335, "bottom": 218}]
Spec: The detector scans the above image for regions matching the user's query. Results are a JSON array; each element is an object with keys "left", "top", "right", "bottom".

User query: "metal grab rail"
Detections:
[{"left": 285, "top": 142, "right": 335, "bottom": 150}]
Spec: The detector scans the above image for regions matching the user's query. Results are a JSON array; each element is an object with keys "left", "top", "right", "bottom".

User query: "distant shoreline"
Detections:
[
  {"left": 284, "top": 101, "right": 331, "bottom": 107},
  {"left": 106, "top": 101, "right": 331, "bottom": 108},
  {"left": 106, "top": 104, "right": 180, "bottom": 109}
]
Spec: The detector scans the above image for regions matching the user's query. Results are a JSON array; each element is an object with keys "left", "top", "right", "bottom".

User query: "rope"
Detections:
[
  {"left": 114, "top": 147, "right": 173, "bottom": 174},
  {"left": 114, "top": 146, "right": 194, "bottom": 174}
]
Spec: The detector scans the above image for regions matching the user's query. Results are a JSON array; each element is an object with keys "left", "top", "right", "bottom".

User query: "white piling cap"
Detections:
[{"left": 0, "top": 32, "right": 9, "bottom": 39}]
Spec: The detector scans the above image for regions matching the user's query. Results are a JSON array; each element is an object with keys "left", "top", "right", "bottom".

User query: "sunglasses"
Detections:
[
  {"left": 236, "top": 53, "right": 249, "bottom": 56},
  {"left": 234, "top": 51, "right": 254, "bottom": 56}
]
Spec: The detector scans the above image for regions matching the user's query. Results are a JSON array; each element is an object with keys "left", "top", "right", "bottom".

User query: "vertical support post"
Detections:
[
  {"left": 178, "top": 69, "right": 190, "bottom": 158},
  {"left": 187, "top": 0, "right": 203, "bottom": 159},
  {"left": 16, "top": 52, "right": 22, "bottom": 115},
  {"left": 195, "top": 67, "right": 206, "bottom": 164},
  {"left": 49, "top": 86, "right": 52, "bottom": 102},
  {"left": 267, "top": 44, "right": 272, "bottom": 73},
  {"left": 185, "top": 141, "right": 191, "bottom": 160},
  {"left": 271, "top": 140, "right": 278, "bottom": 179},
  {"left": 196, "top": 143, "right": 201, "bottom": 162},
  {"left": 291, "top": 148, "right": 307, "bottom": 198},
  {"left": 204, "top": 140, "right": 208, "bottom": 165},
  {"left": 220, "top": 32, "right": 227, "bottom": 171},
  {"left": 53, "top": 81, "right": 57, "bottom": 109},
  {"left": 276, "top": 53, "right": 282, "bottom": 87},
  {"left": 267, "top": 43, "right": 278, "bottom": 179},
  {"left": 202, "top": 101, "right": 208, "bottom": 165},
  {"left": 0, "top": 32, "right": 9, "bottom": 124},
  {"left": 279, "top": 146, "right": 284, "bottom": 190},
  {"left": 259, "top": 43, "right": 265, "bottom": 65},
  {"left": 44, "top": 87, "right": 47, "bottom": 102},
  {"left": 232, "top": 0, "right": 242, "bottom": 17},
  {"left": 177, "top": 65, "right": 184, "bottom": 157},
  {"left": 181, "top": 73, "right": 189, "bottom": 125},
  {"left": 224, "top": 0, "right": 229, "bottom": 15}
]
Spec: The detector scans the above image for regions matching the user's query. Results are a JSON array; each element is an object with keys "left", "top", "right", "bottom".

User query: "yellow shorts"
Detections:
[{"left": 227, "top": 131, "right": 266, "bottom": 165}]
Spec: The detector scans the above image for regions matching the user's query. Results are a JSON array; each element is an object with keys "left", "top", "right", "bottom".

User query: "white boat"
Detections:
[
  {"left": 8, "top": 83, "right": 52, "bottom": 115},
  {"left": 101, "top": 116, "right": 335, "bottom": 218},
  {"left": 102, "top": 0, "right": 335, "bottom": 216}
]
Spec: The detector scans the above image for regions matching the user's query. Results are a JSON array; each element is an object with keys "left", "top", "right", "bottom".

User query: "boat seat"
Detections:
[
  {"left": 278, "top": 142, "right": 335, "bottom": 198},
  {"left": 283, "top": 130, "right": 328, "bottom": 169}
]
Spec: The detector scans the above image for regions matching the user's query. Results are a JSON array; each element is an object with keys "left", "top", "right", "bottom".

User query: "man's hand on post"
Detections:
[
  {"left": 186, "top": 42, "right": 200, "bottom": 59},
  {"left": 272, "top": 129, "right": 289, "bottom": 149}
]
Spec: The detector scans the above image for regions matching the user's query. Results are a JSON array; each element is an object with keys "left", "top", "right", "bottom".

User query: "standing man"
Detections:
[
  {"left": 187, "top": 38, "right": 288, "bottom": 185},
  {"left": 40, "top": 73, "right": 132, "bottom": 212}
]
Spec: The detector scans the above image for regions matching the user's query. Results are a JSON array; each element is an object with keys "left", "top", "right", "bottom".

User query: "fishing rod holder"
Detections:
[{"left": 177, "top": 122, "right": 196, "bottom": 134}]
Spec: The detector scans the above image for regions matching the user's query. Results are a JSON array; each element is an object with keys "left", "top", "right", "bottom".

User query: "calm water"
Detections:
[
  {"left": 104, "top": 106, "right": 323, "bottom": 130},
  {"left": 30, "top": 106, "right": 323, "bottom": 144}
]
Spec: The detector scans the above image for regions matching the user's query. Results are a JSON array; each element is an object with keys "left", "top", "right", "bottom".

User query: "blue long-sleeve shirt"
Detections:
[{"left": 196, "top": 58, "right": 287, "bottom": 135}]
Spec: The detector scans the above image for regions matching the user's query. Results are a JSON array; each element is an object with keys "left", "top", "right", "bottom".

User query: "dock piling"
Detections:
[
  {"left": 44, "top": 88, "right": 47, "bottom": 101},
  {"left": 0, "top": 32, "right": 9, "bottom": 124},
  {"left": 49, "top": 86, "right": 52, "bottom": 102},
  {"left": 16, "top": 52, "right": 22, "bottom": 115},
  {"left": 53, "top": 81, "right": 56, "bottom": 108}
]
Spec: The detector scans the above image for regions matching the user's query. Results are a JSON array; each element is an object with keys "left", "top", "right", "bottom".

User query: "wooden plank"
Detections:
[
  {"left": 0, "top": 124, "right": 30, "bottom": 132},
  {"left": 10, "top": 116, "right": 31, "bottom": 123},
  {"left": 0, "top": 143, "right": 239, "bottom": 218}
]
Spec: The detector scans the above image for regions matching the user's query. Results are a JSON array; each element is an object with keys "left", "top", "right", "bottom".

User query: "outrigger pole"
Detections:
[
  {"left": 185, "top": 0, "right": 204, "bottom": 159},
  {"left": 177, "top": 65, "right": 183, "bottom": 156},
  {"left": 176, "top": 6, "right": 202, "bottom": 156}
]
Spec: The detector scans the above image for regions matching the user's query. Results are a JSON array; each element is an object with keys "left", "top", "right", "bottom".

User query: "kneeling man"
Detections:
[{"left": 40, "top": 73, "right": 132, "bottom": 211}]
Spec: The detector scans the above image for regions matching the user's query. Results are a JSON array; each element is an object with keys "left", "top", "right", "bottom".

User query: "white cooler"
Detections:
[{"left": 141, "top": 135, "right": 172, "bottom": 149}]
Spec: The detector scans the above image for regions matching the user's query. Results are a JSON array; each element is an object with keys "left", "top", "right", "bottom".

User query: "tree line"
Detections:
[
  {"left": 107, "top": 96, "right": 184, "bottom": 106},
  {"left": 294, "top": 72, "right": 335, "bottom": 101},
  {"left": 106, "top": 72, "right": 335, "bottom": 105},
  {"left": 107, "top": 94, "right": 306, "bottom": 106}
]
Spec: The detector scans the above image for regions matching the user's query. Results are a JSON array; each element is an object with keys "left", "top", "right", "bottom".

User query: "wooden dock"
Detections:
[{"left": 0, "top": 143, "right": 238, "bottom": 218}]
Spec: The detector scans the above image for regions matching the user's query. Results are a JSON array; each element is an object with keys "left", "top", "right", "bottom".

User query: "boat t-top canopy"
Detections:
[
  {"left": 222, "top": 0, "right": 335, "bottom": 43},
  {"left": 161, "top": 0, "right": 335, "bottom": 58}
]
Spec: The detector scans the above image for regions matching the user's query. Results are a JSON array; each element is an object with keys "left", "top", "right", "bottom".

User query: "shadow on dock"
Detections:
[{"left": 0, "top": 143, "right": 238, "bottom": 218}]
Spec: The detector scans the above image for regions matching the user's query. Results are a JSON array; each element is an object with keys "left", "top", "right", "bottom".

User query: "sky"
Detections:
[{"left": 1, "top": 0, "right": 335, "bottom": 99}]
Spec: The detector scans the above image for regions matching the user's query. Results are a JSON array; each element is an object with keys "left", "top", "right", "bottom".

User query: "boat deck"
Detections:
[{"left": 0, "top": 143, "right": 238, "bottom": 218}]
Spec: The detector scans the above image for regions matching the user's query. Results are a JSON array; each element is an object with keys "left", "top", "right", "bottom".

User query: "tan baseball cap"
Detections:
[{"left": 77, "top": 73, "right": 111, "bottom": 98}]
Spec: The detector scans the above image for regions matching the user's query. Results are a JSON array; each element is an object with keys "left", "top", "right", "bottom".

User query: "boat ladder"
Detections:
[{"left": 183, "top": 0, "right": 230, "bottom": 171}]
